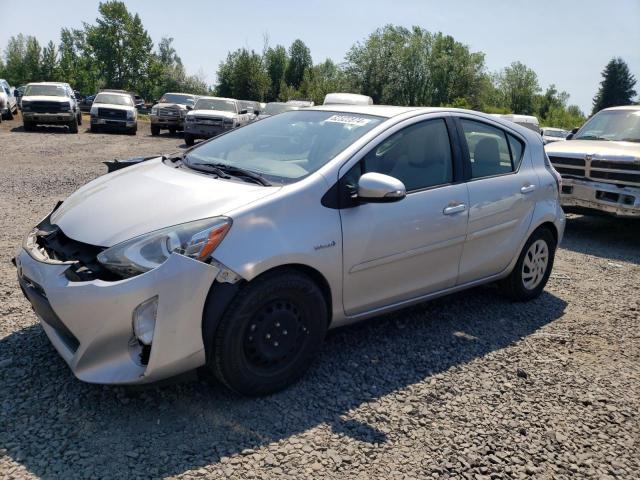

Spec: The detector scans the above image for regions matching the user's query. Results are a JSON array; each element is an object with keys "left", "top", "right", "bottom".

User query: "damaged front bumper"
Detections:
[
  {"left": 560, "top": 178, "right": 640, "bottom": 217},
  {"left": 15, "top": 220, "right": 227, "bottom": 385}
]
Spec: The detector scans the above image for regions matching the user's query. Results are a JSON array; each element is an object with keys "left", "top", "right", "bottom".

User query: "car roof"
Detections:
[
  {"left": 26, "top": 82, "right": 69, "bottom": 87},
  {"left": 309, "top": 104, "right": 426, "bottom": 118},
  {"left": 601, "top": 105, "right": 640, "bottom": 112},
  {"left": 197, "top": 96, "right": 236, "bottom": 102},
  {"left": 96, "top": 91, "right": 131, "bottom": 98},
  {"left": 163, "top": 92, "right": 196, "bottom": 97}
]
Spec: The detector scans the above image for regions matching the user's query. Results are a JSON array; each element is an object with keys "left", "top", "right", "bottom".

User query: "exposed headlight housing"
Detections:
[
  {"left": 90, "top": 106, "right": 98, "bottom": 116},
  {"left": 60, "top": 102, "right": 71, "bottom": 112},
  {"left": 151, "top": 106, "right": 158, "bottom": 115},
  {"left": 97, "top": 217, "right": 232, "bottom": 278},
  {"left": 127, "top": 109, "right": 135, "bottom": 120}
]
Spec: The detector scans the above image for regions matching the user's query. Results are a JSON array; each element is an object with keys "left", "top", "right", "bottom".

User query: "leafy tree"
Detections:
[
  {"left": 215, "top": 48, "right": 268, "bottom": 100},
  {"left": 496, "top": 61, "right": 540, "bottom": 114},
  {"left": 536, "top": 84, "right": 569, "bottom": 120},
  {"left": 592, "top": 57, "right": 637, "bottom": 114},
  {"left": 299, "top": 59, "right": 348, "bottom": 105},
  {"left": 85, "top": 1, "right": 153, "bottom": 90},
  {"left": 40, "top": 41, "right": 58, "bottom": 80},
  {"left": 543, "top": 105, "right": 585, "bottom": 130},
  {"left": 58, "top": 28, "right": 98, "bottom": 93},
  {"left": 285, "top": 39, "right": 312, "bottom": 89},
  {"left": 2, "top": 34, "right": 29, "bottom": 85},
  {"left": 264, "top": 45, "right": 288, "bottom": 101}
]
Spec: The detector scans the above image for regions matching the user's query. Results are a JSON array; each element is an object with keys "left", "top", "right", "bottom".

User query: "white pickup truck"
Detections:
[{"left": 545, "top": 106, "right": 640, "bottom": 217}]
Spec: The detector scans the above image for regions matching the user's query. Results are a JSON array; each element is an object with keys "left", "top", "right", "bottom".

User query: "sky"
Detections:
[{"left": 1, "top": 0, "right": 638, "bottom": 113}]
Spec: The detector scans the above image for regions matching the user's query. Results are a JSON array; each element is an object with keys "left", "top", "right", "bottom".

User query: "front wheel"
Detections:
[
  {"left": 208, "top": 270, "right": 328, "bottom": 396},
  {"left": 151, "top": 124, "right": 160, "bottom": 136},
  {"left": 23, "top": 121, "right": 34, "bottom": 131},
  {"left": 184, "top": 133, "right": 194, "bottom": 146},
  {"left": 77, "top": 112, "right": 82, "bottom": 125},
  {"left": 5, "top": 107, "right": 13, "bottom": 120},
  {"left": 501, "top": 227, "right": 556, "bottom": 301},
  {"left": 68, "top": 117, "right": 78, "bottom": 133}
]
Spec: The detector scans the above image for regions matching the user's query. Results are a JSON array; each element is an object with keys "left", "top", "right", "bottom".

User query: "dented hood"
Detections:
[{"left": 51, "top": 158, "right": 279, "bottom": 246}]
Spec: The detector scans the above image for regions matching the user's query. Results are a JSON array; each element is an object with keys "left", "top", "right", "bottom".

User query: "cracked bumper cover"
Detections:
[
  {"left": 560, "top": 178, "right": 640, "bottom": 217},
  {"left": 15, "top": 247, "right": 219, "bottom": 384}
]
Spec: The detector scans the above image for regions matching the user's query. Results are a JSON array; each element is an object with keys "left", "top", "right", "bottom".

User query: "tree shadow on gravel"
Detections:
[
  {"left": 561, "top": 214, "right": 640, "bottom": 264},
  {"left": 10, "top": 125, "right": 74, "bottom": 134},
  {"left": 0, "top": 287, "right": 566, "bottom": 479}
]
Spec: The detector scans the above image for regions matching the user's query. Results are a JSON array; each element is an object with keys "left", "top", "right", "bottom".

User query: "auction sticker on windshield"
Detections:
[{"left": 325, "top": 115, "right": 372, "bottom": 126}]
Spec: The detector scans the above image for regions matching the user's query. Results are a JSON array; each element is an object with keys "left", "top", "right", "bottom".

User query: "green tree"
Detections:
[
  {"left": 58, "top": 28, "right": 98, "bottom": 93},
  {"left": 2, "top": 34, "right": 28, "bottom": 85},
  {"left": 215, "top": 48, "right": 268, "bottom": 100},
  {"left": 285, "top": 39, "right": 312, "bottom": 89},
  {"left": 40, "top": 41, "right": 58, "bottom": 80},
  {"left": 23, "top": 37, "right": 42, "bottom": 82},
  {"left": 496, "top": 61, "right": 540, "bottom": 114},
  {"left": 85, "top": 1, "right": 153, "bottom": 90},
  {"left": 264, "top": 45, "right": 288, "bottom": 101},
  {"left": 299, "top": 59, "right": 348, "bottom": 105},
  {"left": 592, "top": 57, "right": 637, "bottom": 114},
  {"left": 536, "top": 84, "right": 569, "bottom": 120}
]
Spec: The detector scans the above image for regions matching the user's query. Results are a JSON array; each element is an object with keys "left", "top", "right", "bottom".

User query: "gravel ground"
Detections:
[{"left": 0, "top": 114, "right": 638, "bottom": 479}]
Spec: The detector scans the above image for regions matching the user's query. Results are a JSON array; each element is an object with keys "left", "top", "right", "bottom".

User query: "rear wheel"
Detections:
[
  {"left": 501, "top": 227, "right": 556, "bottom": 301},
  {"left": 184, "top": 133, "right": 194, "bottom": 146},
  {"left": 151, "top": 124, "right": 160, "bottom": 136},
  {"left": 209, "top": 270, "right": 328, "bottom": 396}
]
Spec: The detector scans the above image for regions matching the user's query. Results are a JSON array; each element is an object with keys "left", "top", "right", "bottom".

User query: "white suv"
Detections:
[{"left": 15, "top": 106, "right": 565, "bottom": 395}]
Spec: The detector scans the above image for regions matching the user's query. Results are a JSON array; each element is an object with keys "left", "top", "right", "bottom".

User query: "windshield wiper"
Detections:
[
  {"left": 209, "top": 163, "right": 272, "bottom": 186},
  {"left": 185, "top": 161, "right": 232, "bottom": 179},
  {"left": 575, "top": 135, "right": 609, "bottom": 141}
]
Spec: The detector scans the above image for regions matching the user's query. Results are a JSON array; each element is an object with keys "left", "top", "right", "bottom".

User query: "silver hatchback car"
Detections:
[{"left": 15, "top": 106, "right": 565, "bottom": 395}]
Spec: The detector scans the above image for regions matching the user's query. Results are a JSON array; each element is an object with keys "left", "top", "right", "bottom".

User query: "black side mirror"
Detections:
[
  {"left": 186, "top": 105, "right": 193, "bottom": 110},
  {"left": 240, "top": 109, "right": 248, "bottom": 114}
]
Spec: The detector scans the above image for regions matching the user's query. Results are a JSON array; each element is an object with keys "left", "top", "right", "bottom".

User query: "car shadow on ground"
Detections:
[
  {"left": 10, "top": 125, "right": 74, "bottom": 134},
  {"left": 561, "top": 214, "right": 640, "bottom": 264},
  {"left": 0, "top": 286, "right": 567, "bottom": 478}
]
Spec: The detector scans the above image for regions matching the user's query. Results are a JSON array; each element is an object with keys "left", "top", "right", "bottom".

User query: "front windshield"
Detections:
[
  {"left": 545, "top": 129, "right": 569, "bottom": 138},
  {"left": 263, "top": 103, "right": 298, "bottom": 115},
  {"left": 94, "top": 94, "right": 133, "bottom": 106},
  {"left": 575, "top": 110, "right": 640, "bottom": 142},
  {"left": 25, "top": 84, "right": 66, "bottom": 97},
  {"left": 195, "top": 98, "right": 236, "bottom": 112},
  {"left": 185, "top": 110, "right": 384, "bottom": 184},
  {"left": 159, "top": 93, "right": 195, "bottom": 106}
]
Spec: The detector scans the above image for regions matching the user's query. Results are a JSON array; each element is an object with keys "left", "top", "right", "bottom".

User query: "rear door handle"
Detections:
[
  {"left": 520, "top": 184, "right": 536, "bottom": 194},
  {"left": 443, "top": 203, "right": 467, "bottom": 215}
]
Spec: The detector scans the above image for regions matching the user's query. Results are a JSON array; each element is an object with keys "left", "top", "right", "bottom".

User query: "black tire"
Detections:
[
  {"left": 128, "top": 126, "right": 137, "bottom": 135},
  {"left": 209, "top": 270, "right": 328, "bottom": 396},
  {"left": 23, "top": 121, "right": 34, "bottom": 131},
  {"left": 151, "top": 124, "right": 160, "bottom": 136},
  {"left": 6, "top": 107, "right": 13, "bottom": 120},
  {"left": 90, "top": 124, "right": 100, "bottom": 133},
  {"left": 169, "top": 127, "right": 177, "bottom": 134},
  {"left": 68, "top": 117, "right": 78, "bottom": 133},
  {"left": 501, "top": 227, "right": 556, "bottom": 302},
  {"left": 77, "top": 112, "right": 82, "bottom": 125},
  {"left": 184, "top": 133, "right": 194, "bottom": 146}
]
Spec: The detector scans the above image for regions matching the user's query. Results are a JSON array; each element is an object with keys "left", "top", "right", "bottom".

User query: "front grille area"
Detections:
[
  {"left": 548, "top": 155, "right": 640, "bottom": 187},
  {"left": 159, "top": 108, "right": 179, "bottom": 117},
  {"left": 29, "top": 101, "right": 70, "bottom": 113},
  {"left": 97, "top": 107, "right": 127, "bottom": 120},
  {"left": 194, "top": 116, "right": 223, "bottom": 125},
  {"left": 33, "top": 214, "right": 118, "bottom": 281}
]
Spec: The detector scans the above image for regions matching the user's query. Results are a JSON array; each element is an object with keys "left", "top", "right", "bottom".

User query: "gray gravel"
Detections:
[{"left": 1, "top": 115, "right": 639, "bottom": 479}]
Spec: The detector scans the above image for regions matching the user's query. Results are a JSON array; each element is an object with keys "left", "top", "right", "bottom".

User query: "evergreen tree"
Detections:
[{"left": 592, "top": 57, "right": 637, "bottom": 114}]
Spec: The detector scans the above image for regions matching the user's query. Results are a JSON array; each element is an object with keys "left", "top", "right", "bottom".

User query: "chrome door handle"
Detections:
[
  {"left": 443, "top": 203, "right": 467, "bottom": 215},
  {"left": 520, "top": 184, "right": 536, "bottom": 194}
]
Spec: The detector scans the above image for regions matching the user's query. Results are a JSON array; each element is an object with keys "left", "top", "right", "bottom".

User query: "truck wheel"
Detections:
[
  {"left": 208, "top": 270, "right": 328, "bottom": 396},
  {"left": 151, "top": 124, "right": 160, "bottom": 136},
  {"left": 90, "top": 124, "right": 100, "bottom": 133},
  {"left": 68, "top": 117, "right": 79, "bottom": 133},
  {"left": 184, "top": 133, "right": 195, "bottom": 146},
  {"left": 128, "top": 126, "right": 137, "bottom": 135},
  {"left": 5, "top": 107, "right": 13, "bottom": 120},
  {"left": 77, "top": 112, "right": 82, "bottom": 125},
  {"left": 169, "top": 127, "right": 177, "bottom": 134},
  {"left": 23, "top": 121, "right": 34, "bottom": 131},
  {"left": 501, "top": 227, "right": 556, "bottom": 302}
]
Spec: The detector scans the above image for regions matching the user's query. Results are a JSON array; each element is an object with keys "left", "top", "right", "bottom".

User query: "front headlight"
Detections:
[
  {"left": 151, "top": 106, "right": 158, "bottom": 115},
  {"left": 186, "top": 115, "right": 194, "bottom": 122},
  {"left": 127, "top": 110, "right": 135, "bottom": 120},
  {"left": 60, "top": 102, "right": 71, "bottom": 111},
  {"left": 21, "top": 101, "right": 31, "bottom": 111},
  {"left": 90, "top": 106, "right": 98, "bottom": 116},
  {"left": 96, "top": 217, "right": 232, "bottom": 278}
]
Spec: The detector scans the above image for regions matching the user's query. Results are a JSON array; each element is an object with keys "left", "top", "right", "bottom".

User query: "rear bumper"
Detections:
[
  {"left": 23, "top": 111, "right": 74, "bottom": 123},
  {"left": 15, "top": 246, "right": 218, "bottom": 385},
  {"left": 560, "top": 178, "right": 640, "bottom": 217}
]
